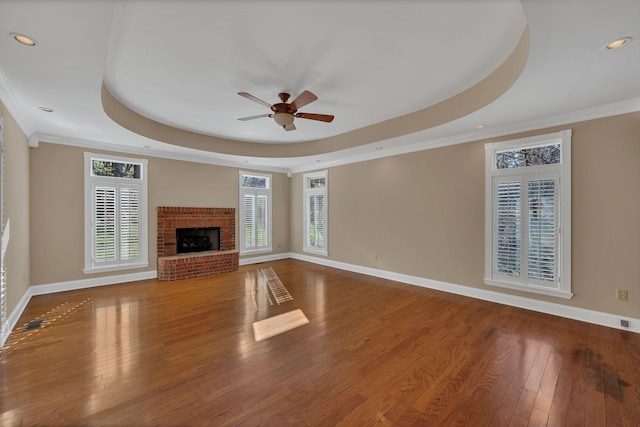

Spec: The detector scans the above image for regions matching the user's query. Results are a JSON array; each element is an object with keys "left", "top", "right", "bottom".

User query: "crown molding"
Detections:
[
  {"left": 35, "top": 133, "right": 289, "bottom": 174},
  {"left": 292, "top": 97, "right": 640, "bottom": 173},
  {"left": 26, "top": 97, "right": 640, "bottom": 175},
  {"left": 478, "top": 97, "right": 640, "bottom": 141},
  {"left": 0, "top": 67, "right": 34, "bottom": 137}
]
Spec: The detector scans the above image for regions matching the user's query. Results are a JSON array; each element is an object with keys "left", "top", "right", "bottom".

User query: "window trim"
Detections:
[
  {"left": 303, "top": 170, "right": 328, "bottom": 256},
  {"left": 239, "top": 171, "right": 272, "bottom": 255},
  {"left": 0, "top": 116, "right": 6, "bottom": 340},
  {"left": 84, "top": 152, "right": 148, "bottom": 274},
  {"left": 484, "top": 130, "right": 572, "bottom": 299}
]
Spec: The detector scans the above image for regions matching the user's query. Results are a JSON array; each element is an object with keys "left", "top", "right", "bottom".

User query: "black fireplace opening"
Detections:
[{"left": 176, "top": 227, "right": 220, "bottom": 254}]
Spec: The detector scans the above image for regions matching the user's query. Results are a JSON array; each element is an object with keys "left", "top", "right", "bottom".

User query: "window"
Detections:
[
  {"left": 84, "top": 153, "right": 148, "bottom": 273},
  {"left": 303, "top": 170, "right": 328, "bottom": 255},
  {"left": 0, "top": 117, "right": 6, "bottom": 341},
  {"left": 485, "top": 130, "right": 571, "bottom": 298},
  {"left": 239, "top": 171, "right": 272, "bottom": 254}
]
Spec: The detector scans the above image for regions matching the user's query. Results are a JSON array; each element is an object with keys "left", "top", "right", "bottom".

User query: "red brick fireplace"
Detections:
[{"left": 157, "top": 207, "right": 239, "bottom": 281}]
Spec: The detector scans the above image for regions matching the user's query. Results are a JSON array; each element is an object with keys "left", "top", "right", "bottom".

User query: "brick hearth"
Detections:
[{"left": 157, "top": 207, "right": 238, "bottom": 281}]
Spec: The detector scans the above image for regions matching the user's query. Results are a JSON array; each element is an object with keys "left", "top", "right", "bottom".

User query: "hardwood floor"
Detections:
[{"left": 1, "top": 259, "right": 639, "bottom": 426}]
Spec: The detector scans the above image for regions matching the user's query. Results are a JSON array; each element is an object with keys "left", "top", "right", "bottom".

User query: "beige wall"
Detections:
[
  {"left": 292, "top": 112, "right": 640, "bottom": 318},
  {"left": 29, "top": 143, "right": 290, "bottom": 285},
  {"left": 1, "top": 101, "right": 30, "bottom": 316},
  {"left": 20, "top": 111, "right": 640, "bottom": 320}
]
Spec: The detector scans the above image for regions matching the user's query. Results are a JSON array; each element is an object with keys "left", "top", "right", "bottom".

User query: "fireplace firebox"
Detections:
[{"left": 176, "top": 227, "right": 220, "bottom": 254}]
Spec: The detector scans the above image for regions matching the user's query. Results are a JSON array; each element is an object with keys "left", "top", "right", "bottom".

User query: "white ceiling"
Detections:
[{"left": 0, "top": 0, "right": 639, "bottom": 172}]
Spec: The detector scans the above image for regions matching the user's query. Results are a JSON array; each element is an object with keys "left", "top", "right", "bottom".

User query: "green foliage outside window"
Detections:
[{"left": 92, "top": 160, "right": 141, "bottom": 179}]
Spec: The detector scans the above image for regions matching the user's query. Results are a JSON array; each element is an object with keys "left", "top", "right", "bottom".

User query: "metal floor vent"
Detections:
[{"left": 24, "top": 319, "right": 45, "bottom": 330}]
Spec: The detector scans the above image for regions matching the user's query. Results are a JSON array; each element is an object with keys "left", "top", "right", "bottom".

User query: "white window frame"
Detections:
[
  {"left": 0, "top": 116, "right": 6, "bottom": 343},
  {"left": 484, "top": 130, "right": 572, "bottom": 299},
  {"left": 303, "top": 170, "right": 328, "bottom": 256},
  {"left": 84, "top": 152, "right": 148, "bottom": 273},
  {"left": 239, "top": 171, "right": 272, "bottom": 254}
]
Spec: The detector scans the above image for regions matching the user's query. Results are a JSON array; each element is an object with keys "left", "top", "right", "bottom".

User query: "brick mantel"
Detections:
[
  {"left": 157, "top": 206, "right": 235, "bottom": 257},
  {"left": 157, "top": 207, "right": 238, "bottom": 281}
]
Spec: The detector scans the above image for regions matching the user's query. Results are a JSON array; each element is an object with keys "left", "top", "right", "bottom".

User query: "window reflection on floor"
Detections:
[{"left": 88, "top": 300, "right": 139, "bottom": 414}]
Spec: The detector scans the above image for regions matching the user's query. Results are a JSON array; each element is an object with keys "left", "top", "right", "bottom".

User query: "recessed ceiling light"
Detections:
[
  {"left": 38, "top": 107, "right": 53, "bottom": 112},
  {"left": 375, "top": 146, "right": 383, "bottom": 150},
  {"left": 476, "top": 124, "right": 486, "bottom": 129},
  {"left": 604, "top": 37, "right": 632, "bottom": 50},
  {"left": 11, "top": 33, "right": 37, "bottom": 47}
]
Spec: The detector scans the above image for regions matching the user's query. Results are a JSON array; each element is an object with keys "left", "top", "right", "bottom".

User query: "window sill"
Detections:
[
  {"left": 484, "top": 278, "right": 573, "bottom": 299},
  {"left": 84, "top": 262, "right": 149, "bottom": 275},
  {"left": 240, "top": 248, "right": 272, "bottom": 256},
  {"left": 303, "top": 247, "right": 328, "bottom": 256}
]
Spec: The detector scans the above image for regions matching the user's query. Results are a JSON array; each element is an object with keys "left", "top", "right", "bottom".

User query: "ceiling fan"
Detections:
[{"left": 237, "top": 90, "right": 334, "bottom": 131}]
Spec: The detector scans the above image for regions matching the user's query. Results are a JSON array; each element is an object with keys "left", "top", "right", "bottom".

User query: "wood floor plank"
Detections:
[
  {"left": 600, "top": 328, "right": 625, "bottom": 426},
  {"left": 533, "top": 350, "right": 562, "bottom": 415},
  {"left": 565, "top": 344, "right": 589, "bottom": 427},
  {"left": 585, "top": 334, "right": 606, "bottom": 426},
  {"left": 547, "top": 401, "right": 568, "bottom": 427},
  {"left": 610, "top": 331, "right": 640, "bottom": 426},
  {"left": 0, "top": 259, "right": 638, "bottom": 426}
]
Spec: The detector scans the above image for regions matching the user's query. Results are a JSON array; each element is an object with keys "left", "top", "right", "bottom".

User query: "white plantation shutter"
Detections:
[
  {"left": 243, "top": 194, "right": 256, "bottom": 248},
  {"left": 495, "top": 180, "right": 521, "bottom": 278},
  {"left": 256, "top": 194, "right": 268, "bottom": 247},
  {"left": 120, "top": 186, "right": 140, "bottom": 261},
  {"left": 307, "top": 196, "right": 315, "bottom": 247},
  {"left": 94, "top": 186, "right": 117, "bottom": 264},
  {"left": 306, "top": 195, "right": 314, "bottom": 247},
  {"left": 493, "top": 176, "right": 559, "bottom": 287},
  {"left": 92, "top": 184, "right": 142, "bottom": 266},
  {"left": 313, "top": 194, "right": 326, "bottom": 248},
  {"left": 527, "top": 178, "right": 557, "bottom": 284}
]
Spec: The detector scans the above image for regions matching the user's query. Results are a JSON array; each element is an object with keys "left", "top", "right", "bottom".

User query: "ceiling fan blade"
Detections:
[
  {"left": 238, "top": 114, "right": 272, "bottom": 121},
  {"left": 284, "top": 123, "right": 296, "bottom": 131},
  {"left": 295, "top": 112, "right": 335, "bottom": 123},
  {"left": 237, "top": 92, "right": 272, "bottom": 109},
  {"left": 290, "top": 90, "right": 318, "bottom": 111}
]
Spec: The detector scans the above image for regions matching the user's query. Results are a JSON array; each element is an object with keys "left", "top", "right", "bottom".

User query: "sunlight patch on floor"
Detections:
[{"left": 253, "top": 309, "right": 309, "bottom": 342}]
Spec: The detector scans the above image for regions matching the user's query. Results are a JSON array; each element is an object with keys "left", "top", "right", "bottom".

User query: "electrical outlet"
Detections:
[
  {"left": 621, "top": 319, "right": 630, "bottom": 328},
  {"left": 616, "top": 289, "right": 628, "bottom": 301}
]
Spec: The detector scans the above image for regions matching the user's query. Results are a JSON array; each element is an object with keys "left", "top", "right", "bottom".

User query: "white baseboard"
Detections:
[
  {"left": 1, "top": 270, "right": 157, "bottom": 347},
  {"left": 1, "top": 320, "right": 7, "bottom": 347},
  {"left": 29, "top": 270, "right": 157, "bottom": 296},
  {"left": 2, "top": 286, "right": 32, "bottom": 347},
  {"left": 290, "top": 253, "right": 640, "bottom": 334},
  {"left": 239, "top": 252, "right": 290, "bottom": 266},
  {"left": 3, "top": 254, "right": 638, "bottom": 348}
]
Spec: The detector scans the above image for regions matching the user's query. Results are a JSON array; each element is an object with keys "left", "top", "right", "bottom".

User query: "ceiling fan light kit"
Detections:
[
  {"left": 238, "top": 90, "right": 334, "bottom": 131},
  {"left": 273, "top": 112, "right": 294, "bottom": 127}
]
